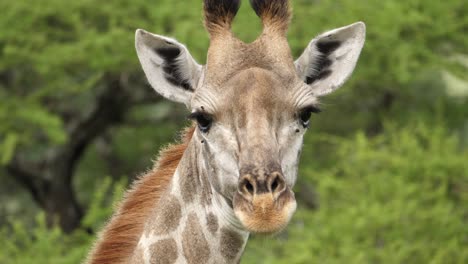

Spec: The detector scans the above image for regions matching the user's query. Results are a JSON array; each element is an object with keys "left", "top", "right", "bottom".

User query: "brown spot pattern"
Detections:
[
  {"left": 148, "top": 194, "right": 182, "bottom": 235},
  {"left": 182, "top": 213, "right": 210, "bottom": 264},
  {"left": 150, "top": 238, "right": 178, "bottom": 264},
  {"left": 206, "top": 213, "right": 219, "bottom": 235},
  {"left": 220, "top": 227, "right": 244, "bottom": 261},
  {"left": 179, "top": 145, "right": 198, "bottom": 203},
  {"left": 200, "top": 170, "right": 213, "bottom": 206}
]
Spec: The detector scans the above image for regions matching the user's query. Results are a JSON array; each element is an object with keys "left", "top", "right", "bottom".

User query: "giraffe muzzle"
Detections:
[
  {"left": 238, "top": 171, "right": 286, "bottom": 200},
  {"left": 233, "top": 169, "right": 297, "bottom": 234}
]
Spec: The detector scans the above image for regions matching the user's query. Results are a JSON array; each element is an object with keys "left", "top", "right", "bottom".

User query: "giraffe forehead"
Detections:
[
  {"left": 231, "top": 73, "right": 295, "bottom": 131},
  {"left": 195, "top": 68, "right": 296, "bottom": 123},
  {"left": 205, "top": 32, "right": 296, "bottom": 86}
]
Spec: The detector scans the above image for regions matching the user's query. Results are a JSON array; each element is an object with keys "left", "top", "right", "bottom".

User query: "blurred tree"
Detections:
[
  {"left": 0, "top": 0, "right": 192, "bottom": 231},
  {"left": 4, "top": 72, "right": 161, "bottom": 232}
]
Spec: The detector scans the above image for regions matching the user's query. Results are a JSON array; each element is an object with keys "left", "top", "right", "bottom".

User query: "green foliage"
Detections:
[
  {"left": 0, "top": 133, "right": 17, "bottom": 165},
  {"left": 0, "top": 213, "right": 88, "bottom": 264},
  {"left": 0, "top": 178, "right": 126, "bottom": 264},
  {"left": 0, "top": 99, "right": 67, "bottom": 163},
  {"left": 81, "top": 177, "right": 127, "bottom": 231}
]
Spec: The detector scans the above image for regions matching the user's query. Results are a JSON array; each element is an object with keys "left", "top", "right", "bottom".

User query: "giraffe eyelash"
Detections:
[
  {"left": 297, "top": 106, "right": 321, "bottom": 128},
  {"left": 188, "top": 112, "right": 213, "bottom": 133},
  {"left": 301, "top": 105, "right": 322, "bottom": 114}
]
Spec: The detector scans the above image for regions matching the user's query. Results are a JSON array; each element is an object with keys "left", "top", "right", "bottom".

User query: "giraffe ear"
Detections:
[
  {"left": 294, "top": 22, "right": 366, "bottom": 96},
  {"left": 135, "top": 29, "right": 203, "bottom": 106}
]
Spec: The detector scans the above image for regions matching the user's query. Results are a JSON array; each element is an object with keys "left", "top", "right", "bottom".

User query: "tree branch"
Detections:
[
  {"left": 5, "top": 160, "right": 48, "bottom": 207},
  {"left": 61, "top": 74, "right": 139, "bottom": 177}
]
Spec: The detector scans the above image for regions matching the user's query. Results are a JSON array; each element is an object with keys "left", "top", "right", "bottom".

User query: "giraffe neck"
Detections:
[{"left": 132, "top": 135, "right": 250, "bottom": 263}]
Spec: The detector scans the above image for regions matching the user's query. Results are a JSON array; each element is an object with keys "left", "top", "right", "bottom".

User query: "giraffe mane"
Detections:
[{"left": 86, "top": 125, "right": 196, "bottom": 264}]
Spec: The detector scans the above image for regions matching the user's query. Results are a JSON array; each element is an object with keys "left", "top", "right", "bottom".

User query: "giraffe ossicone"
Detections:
[{"left": 87, "top": 0, "right": 365, "bottom": 263}]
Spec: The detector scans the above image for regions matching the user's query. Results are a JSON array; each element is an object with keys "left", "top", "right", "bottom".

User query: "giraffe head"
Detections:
[{"left": 135, "top": 0, "right": 365, "bottom": 234}]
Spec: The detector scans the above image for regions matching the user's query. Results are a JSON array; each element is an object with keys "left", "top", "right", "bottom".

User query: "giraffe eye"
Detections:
[
  {"left": 298, "top": 106, "right": 321, "bottom": 128},
  {"left": 299, "top": 110, "right": 311, "bottom": 128},
  {"left": 189, "top": 112, "right": 213, "bottom": 133}
]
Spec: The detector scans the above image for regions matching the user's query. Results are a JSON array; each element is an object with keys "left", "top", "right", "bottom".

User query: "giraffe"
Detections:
[{"left": 86, "top": 0, "right": 366, "bottom": 263}]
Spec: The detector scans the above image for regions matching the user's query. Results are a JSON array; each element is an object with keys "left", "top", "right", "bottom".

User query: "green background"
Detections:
[{"left": 0, "top": 0, "right": 467, "bottom": 263}]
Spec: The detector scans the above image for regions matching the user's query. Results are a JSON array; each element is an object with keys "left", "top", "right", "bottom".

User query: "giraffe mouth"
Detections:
[{"left": 232, "top": 188, "right": 297, "bottom": 234}]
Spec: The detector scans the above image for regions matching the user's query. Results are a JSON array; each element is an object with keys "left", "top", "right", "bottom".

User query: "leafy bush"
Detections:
[{"left": 0, "top": 178, "right": 126, "bottom": 264}]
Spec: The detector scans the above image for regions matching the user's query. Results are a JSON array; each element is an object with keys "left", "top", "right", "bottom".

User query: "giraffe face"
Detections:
[
  {"left": 135, "top": 0, "right": 365, "bottom": 235},
  {"left": 189, "top": 67, "right": 311, "bottom": 233}
]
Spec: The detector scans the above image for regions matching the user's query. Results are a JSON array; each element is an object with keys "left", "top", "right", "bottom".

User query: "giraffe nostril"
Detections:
[
  {"left": 239, "top": 171, "right": 286, "bottom": 198},
  {"left": 239, "top": 176, "right": 256, "bottom": 198},
  {"left": 245, "top": 181, "right": 254, "bottom": 195},
  {"left": 269, "top": 173, "right": 285, "bottom": 195},
  {"left": 271, "top": 177, "right": 279, "bottom": 192}
]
